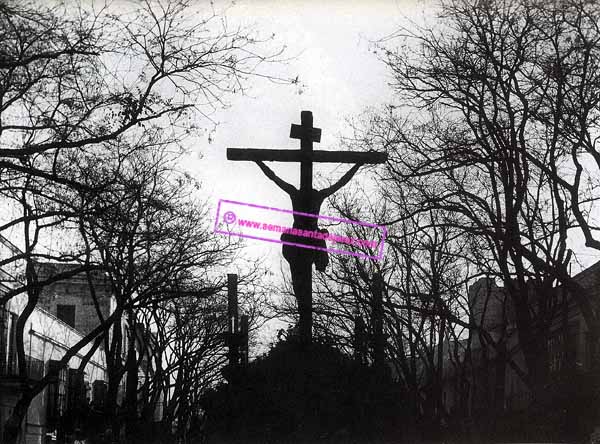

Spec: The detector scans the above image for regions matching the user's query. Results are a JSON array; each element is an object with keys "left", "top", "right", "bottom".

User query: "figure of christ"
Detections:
[{"left": 255, "top": 160, "right": 364, "bottom": 328}]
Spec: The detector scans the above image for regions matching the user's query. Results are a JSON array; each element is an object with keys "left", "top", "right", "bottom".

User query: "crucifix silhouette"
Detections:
[{"left": 227, "top": 111, "right": 387, "bottom": 345}]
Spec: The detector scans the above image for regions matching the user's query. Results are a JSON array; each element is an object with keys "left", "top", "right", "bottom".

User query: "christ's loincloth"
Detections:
[{"left": 280, "top": 228, "right": 329, "bottom": 272}]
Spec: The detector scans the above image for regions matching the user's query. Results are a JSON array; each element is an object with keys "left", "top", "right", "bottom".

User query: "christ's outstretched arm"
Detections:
[
  {"left": 319, "top": 162, "right": 364, "bottom": 199},
  {"left": 255, "top": 161, "right": 298, "bottom": 196}
]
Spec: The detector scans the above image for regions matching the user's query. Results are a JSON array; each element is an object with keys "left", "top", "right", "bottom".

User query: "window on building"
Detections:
[
  {"left": 566, "top": 322, "right": 579, "bottom": 371},
  {"left": 0, "top": 308, "right": 7, "bottom": 375},
  {"left": 67, "top": 368, "right": 85, "bottom": 411},
  {"left": 28, "top": 355, "right": 44, "bottom": 380},
  {"left": 47, "top": 360, "right": 67, "bottom": 428},
  {"left": 548, "top": 332, "right": 565, "bottom": 374},
  {"left": 56, "top": 304, "right": 75, "bottom": 328},
  {"left": 6, "top": 312, "right": 17, "bottom": 375},
  {"left": 586, "top": 332, "right": 598, "bottom": 370},
  {"left": 92, "top": 380, "right": 107, "bottom": 409},
  {"left": 548, "top": 322, "right": 578, "bottom": 375}
]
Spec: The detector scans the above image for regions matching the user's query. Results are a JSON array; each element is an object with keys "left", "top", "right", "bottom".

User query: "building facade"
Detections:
[
  {"left": 35, "top": 262, "right": 113, "bottom": 337},
  {"left": 442, "top": 263, "right": 600, "bottom": 438},
  {"left": 0, "top": 236, "right": 109, "bottom": 444}
]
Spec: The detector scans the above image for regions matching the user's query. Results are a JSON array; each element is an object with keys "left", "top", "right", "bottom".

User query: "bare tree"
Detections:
[
  {"left": 0, "top": 0, "right": 289, "bottom": 442},
  {"left": 74, "top": 142, "right": 233, "bottom": 440},
  {"left": 309, "top": 185, "right": 475, "bottom": 435},
  {"left": 344, "top": 0, "right": 600, "bottom": 405},
  {"left": 147, "top": 271, "right": 267, "bottom": 442}
]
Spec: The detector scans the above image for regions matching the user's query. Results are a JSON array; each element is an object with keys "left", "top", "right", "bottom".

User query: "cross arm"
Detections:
[
  {"left": 227, "top": 148, "right": 387, "bottom": 164},
  {"left": 255, "top": 161, "right": 297, "bottom": 196}
]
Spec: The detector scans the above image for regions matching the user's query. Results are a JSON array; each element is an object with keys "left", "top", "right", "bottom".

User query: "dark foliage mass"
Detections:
[{"left": 202, "top": 338, "right": 405, "bottom": 444}]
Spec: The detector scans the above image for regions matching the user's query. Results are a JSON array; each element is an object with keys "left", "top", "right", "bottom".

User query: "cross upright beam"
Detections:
[{"left": 293, "top": 111, "right": 320, "bottom": 193}]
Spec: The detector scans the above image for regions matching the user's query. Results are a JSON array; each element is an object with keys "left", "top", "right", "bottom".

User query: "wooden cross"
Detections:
[
  {"left": 227, "top": 110, "right": 387, "bottom": 345},
  {"left": 227, "top": 112, "right": 387, "bottom": 190}
]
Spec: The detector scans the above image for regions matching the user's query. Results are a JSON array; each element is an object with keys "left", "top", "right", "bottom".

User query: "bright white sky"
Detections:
[
  {"left": 178, "top": 0, "right": 434, "bottom": 345},
  {"left": 185, "top": 0, "right": 432, "bottom": 271},
  {"left": 17, "top": 0, "right": 600, "bottom": 348},
  {"left": 178, "top": 0, "right": 600, "bottom": 346},
  {"left": 3, "top": 0, "right": 434, "bottom": 351}
]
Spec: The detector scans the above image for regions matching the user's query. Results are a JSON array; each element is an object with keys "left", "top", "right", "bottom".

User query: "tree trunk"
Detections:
[
  {"left": 105, "top": 320, "right": 124, "bottom": 437},
  {"left": 3, "top": 392, "right": 33, "bottom": 444},
  {"left": 125, "top": 316, "right": 139, "bottom": 441}
]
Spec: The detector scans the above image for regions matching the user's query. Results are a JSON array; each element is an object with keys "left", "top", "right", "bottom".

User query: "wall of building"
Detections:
[
  {"left": 452, "top": 263, "right": 600, "bottom": 419},
  {"left": 0, "top": 241, "right": 111, "bottom": 444},
  {"left": 35, "top": 263, "right": 112, "bottom": 338},
  {"left": 1, "top": 291, "right": 107, "bottom": 444},
  {"left": 468, "top": 277, "right": 510, "bottom": 344}
]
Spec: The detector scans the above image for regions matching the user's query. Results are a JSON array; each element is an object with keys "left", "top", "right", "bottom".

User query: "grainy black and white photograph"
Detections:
[{"left": 2, "top": 0, "right": 600, "bottom": 443}]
